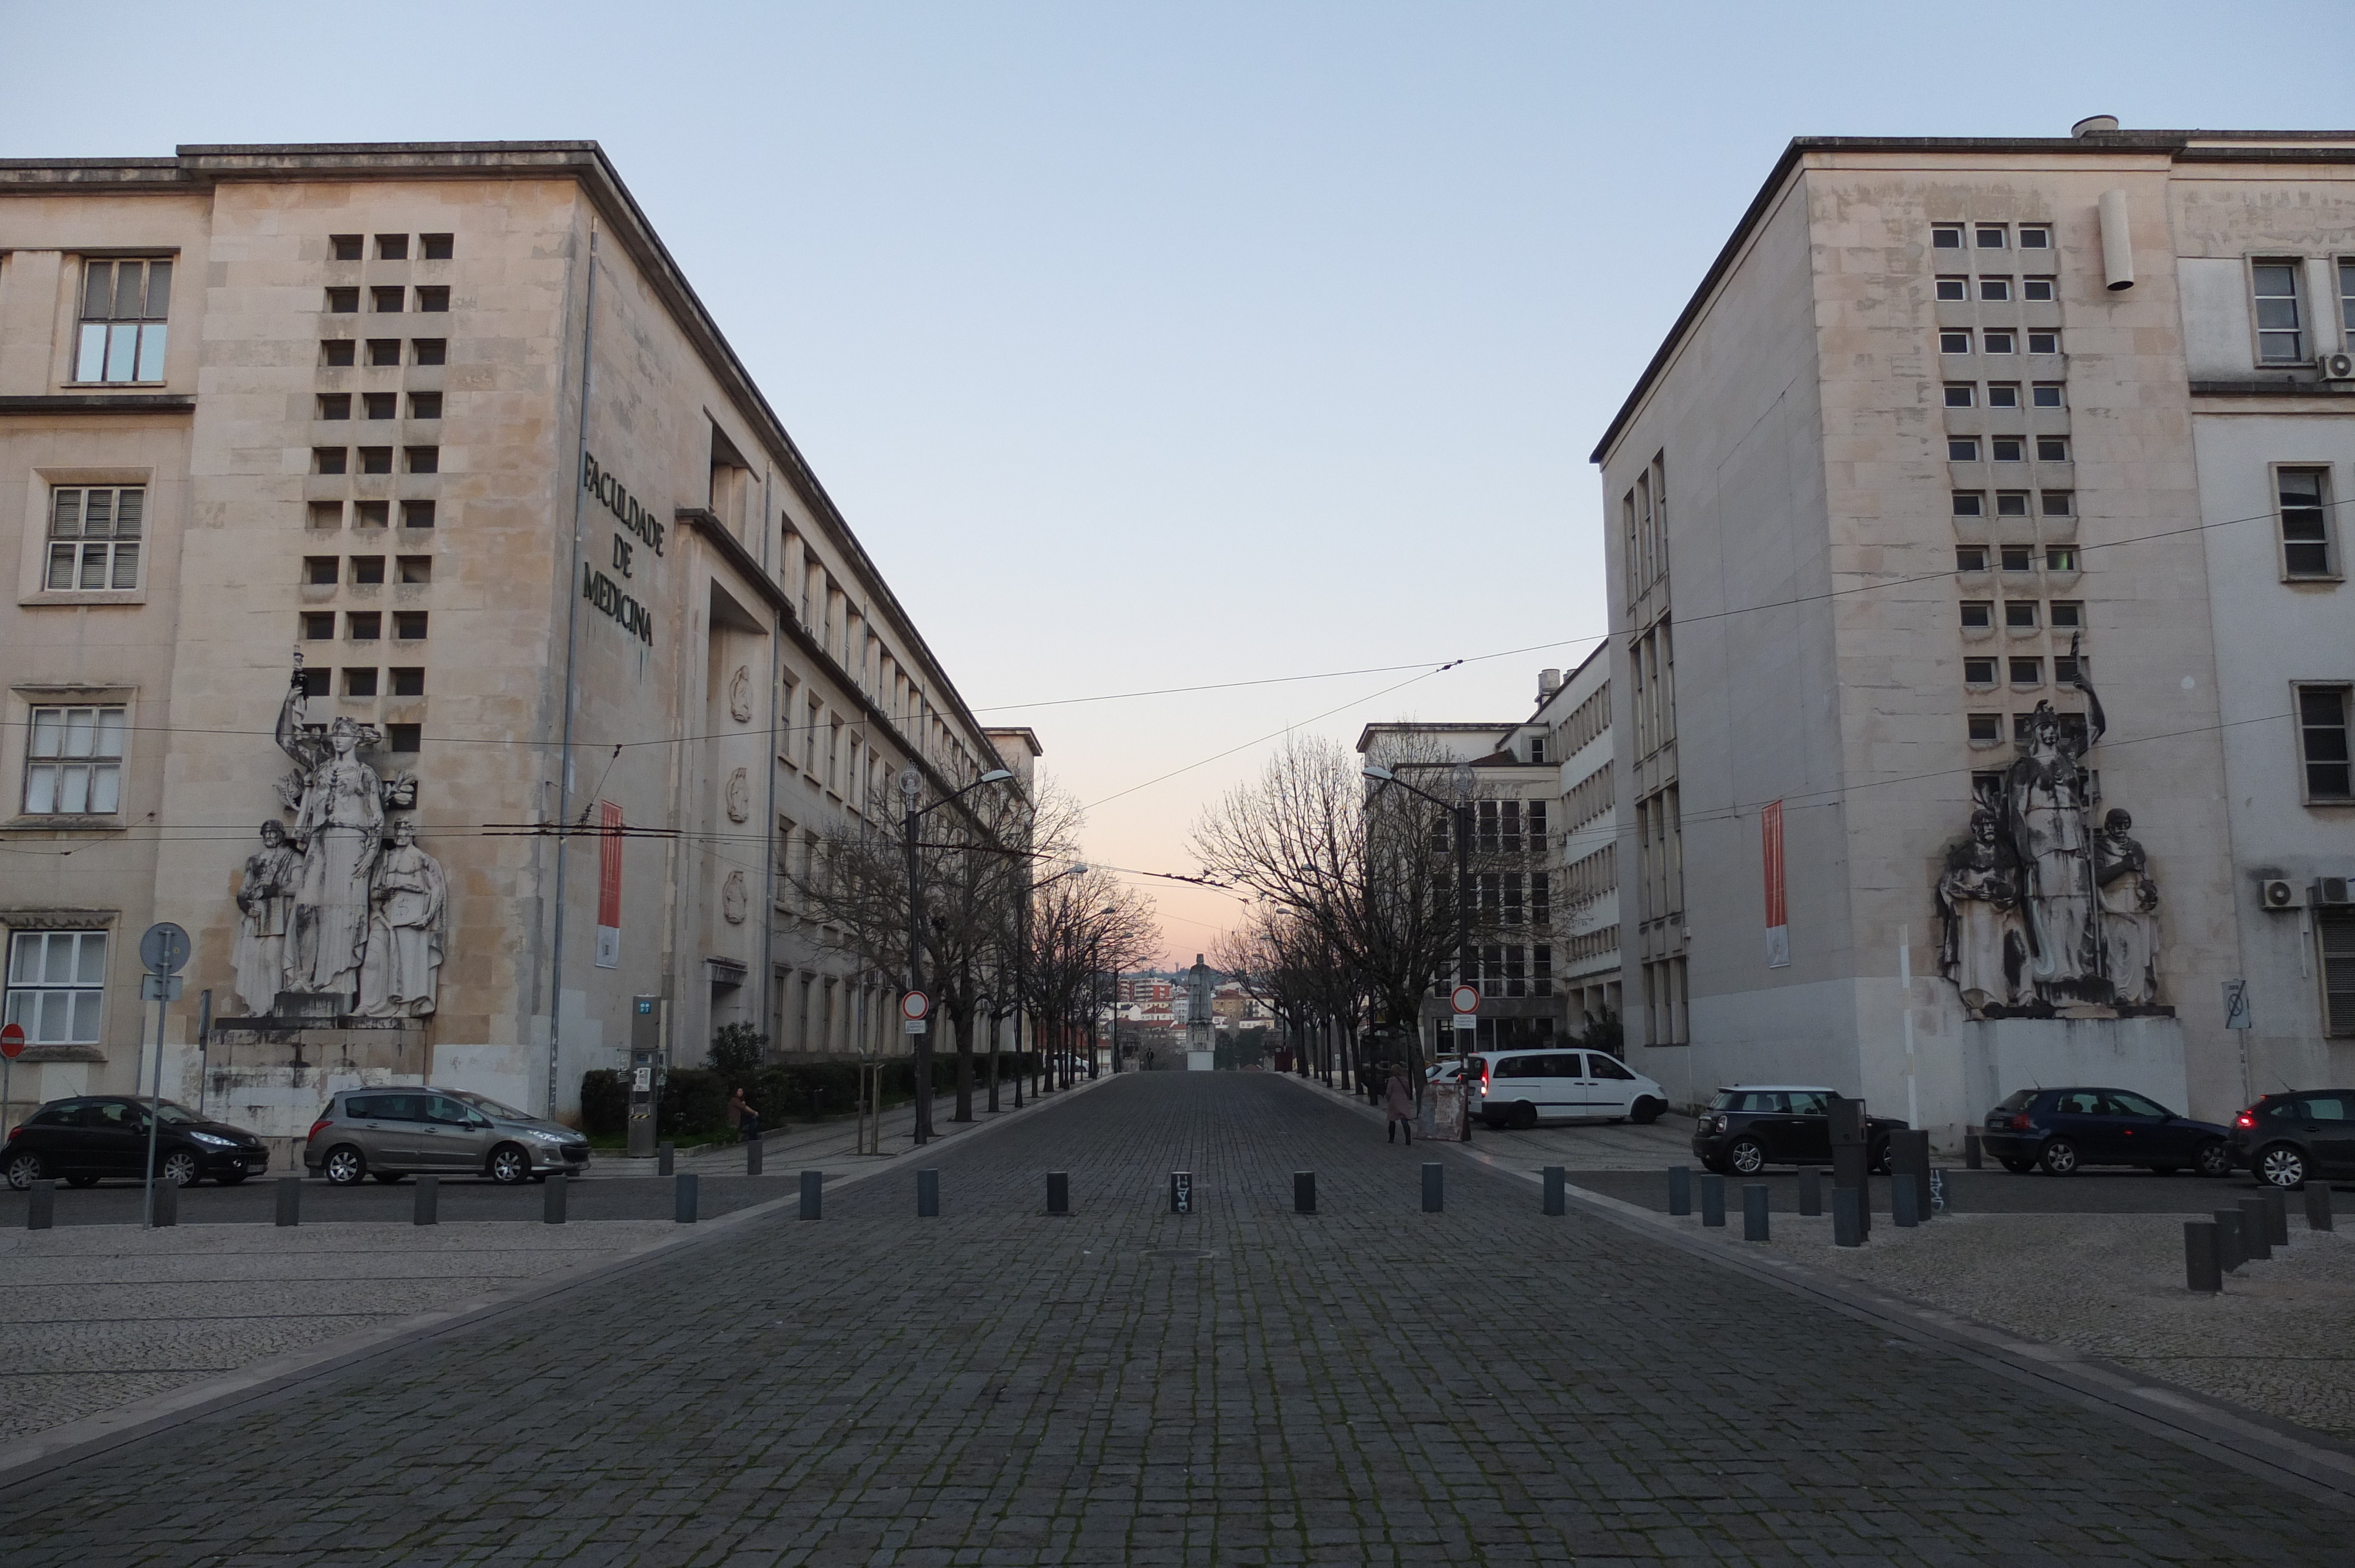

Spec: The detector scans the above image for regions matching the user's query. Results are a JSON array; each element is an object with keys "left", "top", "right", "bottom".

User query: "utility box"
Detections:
[{"left": 627, "top": 995, "right": 664, "bottom": 1158}]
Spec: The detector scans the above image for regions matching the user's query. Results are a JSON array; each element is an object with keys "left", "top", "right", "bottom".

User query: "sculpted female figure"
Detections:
[
  {"left": 277, "top": 675, "right": 383, "bottom": 1003},
  {"left": 359, "top": 817, "right": 447, "bottom": 1018},
  {"left": 232, "top": 819, "right": 301, "bottom": 1014}
]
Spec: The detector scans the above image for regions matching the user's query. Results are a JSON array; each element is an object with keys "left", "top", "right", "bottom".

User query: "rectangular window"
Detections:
[
  {"left": 367, "top": 339, "right": 402, "bottom": 367},
  {"left": 2342, "top": 259, "right": 2355, "bottom": 351},
  {"left": 44, "top": 486, "right": 144, "bottom": 592},
  {"left": 1527, "top": 799, "right": 1548, "bottom": 852},
  {"left": 1994, "top": 491, "right": 2028, "bottom": 517},
  {"left": 350, "top": 556, "right": 385, "bottom": 584},
  {"left": 1956, "top": 545, "right": 1988, "bottom": 572},
  {"left": 2047, "top": 546, "right": 2078, "bottom": 571},
  {"left": 371, "top": 287, "right": 404, "bottom": 314},
  {"left": 22, "top": 706, "right": 125, "bottom": 815},
  {"left": 314, "top": 447, "right": 347, "bottom": 475},
  {"left": 390, "top": 667, "right": 425, "bottom": 697},
  {"left": 376, "top": 234, "right": 409, "bottom": 261},
  {"left": 2005, "top": 601, "right": 2039, "bottom": 629},
  {"left": 1944, "top": 383, "right": 1975, "bottom": 407},
  {"left": 2041, "top": 490, "right": 2074, "bottom": 517},
  {"left": 301, "top": 612, "right": 335, "bottom": 640},
  {"left": 2325, "top": 912, "right": 2355, "bottom": 1037},
  {"left": 307, "top": 501, "right": 343, "bottom": 530},
  {"left": 1964, "top": 656, "right": 1997, "bottom": 685},
  {"left": 321, "top": 340, "right": 356, "bottom": 367},
  {"left": 1936, "top": 276, "right": 1968, "bottom": 301},
  {"left": 1960, "top": 600, "right": 1992, "bottom": 629},
  {"left": 2277, "top": 467, "right": 2336, "bottom": 577},
  {"left": 4, "top": 930, "right": 108, "bottom": 1045},
  {"left": 385, "top": 723, "right": 421, "bottom": 753},
  {"left": 296, "top": 665, "right": 329, "bottom": 699},
  {"left": 1932, "top": 224, "right": 1964, "bottom": 250},
  {"left": 1984, "top": 330, "right": 2015, "bottom": 355},
  {"left": 2049, "top": 600, "right": 2084, "bottom": 629},
  {"left": 421, "top": 233, "right": 454, "bottom": 261},
  {"left": 2000, "top": 545, "right": 2033, "bottom": 572},
  {"left": 1979, "top": 277, "right": 2012, "bottom": 301},
  {"left": 2019, "top": 225, "right": 2051, "bottom": 250},
  {"left": 2036, "top": 436, "right": 2068, "bottom": 461},
  {"left": 1989, "top": 383, "right": 2021, "bottom": 408},
  {"left": 2010, "top": 657, "right": 2044, "bottom": 686},
  {"left": 415, "top": 286, "right": 450, "bottom": 313},
  {"left": 2297, "top": 685, "right": 2353, "bottom": 800},
  {"left": 397, "top": 554, "right": 431, "bottom": 584},
  {"left": 326, "top": 286, "right": 359, "bottom": 315},
  {"left": 304, "top": 556, "right": 339, "bottom": 585},
  {"left": 2253, "top": 260, "right": 2305, "bottom": 363},
  {"left": 2026, "top": 330, "right": 2060, "bottom": 356},
  {"left": 359, "top": 447, "right": 393, "bottom": 474},
  {"left": 317, "top": 394, "right": 350, "bottom": 420},
  {"left": 348, "top": 612, "right": 381, "bottom": 640},
  {"left": 330, "top": 234, "right": 363, "bottom": 261},
  {"left": 1948, "top": 438, "right": 1979, "bottom": 461},
  {"left": 1991, "top": 437, "right": 2024, "bottom": 462},
  {"left": 404, "top": 447, "right": 438, "bottom": 474},
  {"left": 354, "top": 500, "right": 389, "bottom": 529},
  {"left": 1952, "top": 492, "right": 1985, "bottom": 517},
  {"left": 363, "top": 392, "right": 397, "bottom": 420},
  {"left": 1975, "top": 224, "right": 2007, "bottom": 249},
  {"left": 2055, "top": 654, "right": 2082, "bottom": 685},
  {"left": 399, "top": 500, "right": 436, "bottom": 529},
  {"left": 408, "top": 392, "right": 442, "bottom": 420},
  {"left": 2024, "top": 277, "right": 2055, "bottom": 301},
  {"left": 2032, "top": 383, "right": 2064, "bottom": 407},
  {"left": 75, "top": 258, "right": 172, "bottom": 383},
  {"left": 1968, "top": 713, "right": 2001, "bottom": 743},
  {"left": 342, "top": 667, "right": 378, "bottom": 697},
  {"left": 412, "top": 338, "right": 446, "bottom": 366},
  {"left": 393, "top": 612, "right": 428, "bottom": 640},
  {"left": 1940, "top": 330, "right": 1972, "bottom": 354}
]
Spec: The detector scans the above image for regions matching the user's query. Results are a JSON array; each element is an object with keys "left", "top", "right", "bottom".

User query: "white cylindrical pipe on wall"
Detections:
[{"left": 2098, "top": 189, "right": 2134, "bottom": 291}]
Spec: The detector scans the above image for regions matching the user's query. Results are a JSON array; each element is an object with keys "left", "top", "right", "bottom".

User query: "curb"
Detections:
[
  {"left": 0, "top": 1068, "right": 1115, "bottom": 1496},
  {"left": 1276, "top": 1071, "right": 2355, "bottom": 1514}
]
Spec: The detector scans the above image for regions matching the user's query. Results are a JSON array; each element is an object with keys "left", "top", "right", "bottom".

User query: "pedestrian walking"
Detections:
[
  {"left": 1384, "top": 1064, "right": 1415, "bottom": 1144},
  {"left": 729, "top": 1086, "right": 761, "bottom": 1141}
]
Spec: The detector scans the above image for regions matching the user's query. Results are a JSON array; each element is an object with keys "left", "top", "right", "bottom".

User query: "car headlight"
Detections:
[
  {"left": 525, "top": 1129, "right": 573, "bottom": 1144},
  {"left": 188, "top": 1130, "right": 237, "bottom": 1147}
]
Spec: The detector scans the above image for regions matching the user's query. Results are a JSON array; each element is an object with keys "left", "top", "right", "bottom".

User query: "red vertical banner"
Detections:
[
  {"left": 1762, "top": 799, "right": 1789, "bottom": 968},
  {"left": 595, "top": 800, "right": 623, "bottom": 968}
]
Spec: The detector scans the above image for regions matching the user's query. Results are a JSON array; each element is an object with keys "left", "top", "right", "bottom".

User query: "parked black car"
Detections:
[
  {"left": 1980, "top": 1087, "right": 2233, "bottom": 1177},
  {"left": 2, "top": 1096, "right": 269, "bottom": 1190},
  {"left": 1693, "top": 1086, "right": 1905, "bottom": 1176},
  {"left": 2230, "top": 1090, "right": 2355, "bottom": 1190}
]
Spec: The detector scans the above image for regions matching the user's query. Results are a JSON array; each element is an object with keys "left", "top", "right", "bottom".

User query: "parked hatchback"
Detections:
[
  {"left": 2231, "top": 1090, "right": 2355, "bottom": 1190},
  {"left": 1693, "top": 1087, "right": 1905, "bottom": 1176},
  {"left": 1473, "top": 1048, "right": 1669, "bottom": 1128},
  {"left": 1980, "top": 1087, "right": 2233, "bottom": 1177},
  {"left": 304, "top": 1087, "right": 589, "bottom": 1185},
  {"left": 3, "top": 1096, "right": 268, "bottom": 1189}
]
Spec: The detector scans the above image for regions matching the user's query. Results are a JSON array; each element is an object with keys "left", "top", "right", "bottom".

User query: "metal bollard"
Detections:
[
  {"left": 1964, "top": 1133, "right": 1983, "bottom": 1170},
  {"left": 1543, "top": 1166, "right": 1566, "bottom": 1217},
  {"left": 1293, "top": 1171, "right": 1316, "bottom": 1214},
  {"left": 276, "top": 1176, "right": 302, "bottom": 1227},
  {"left": 412, "top": 1174, "right": 438, "bottom": 1226},
  {"left": 2238, "top": 1197, "right": 2273, "bottom": 1261},
  {"left": 2307, "top": 1184, "right": 2335, "bottom": 1233},
  {"left": 746, "top": 1133, "right": 762, "bottom": 1177},
  {"left": 1700, "top": 1173, "right": 1725, "bottom": 1227},
  {"left": 2262, "top": 1191, "right": 2289, "bottom": 1248},
  {"left": 798, "top": 1169, "right": 822, "bottom": 1221},
  {"left": 657, "top": 1142, "right": 674, "bottom": 1177},
  {"left": 1667, "top": 1165, "right": 1692, "bottom": 1217},
  {"left": 917, "top": 1168, "right": 939, "bottom": 1218},
  {"left": 2184, "top": 1220, "right": 2222, "bottom": 1293},
  {"left": 152, "top": 1178, "right": 179, "bottom": 1228},
  {"left": 674, "top": 1172, "right": 700, "bottom": 1223},
  {"left": 1832, "top": 1185, "right": 1863, "bottom": 1247},
  {"left": 1743, "top": 1183, "right": 1770, "bottom": 1242},
  {"left": 1421, "top": 1162, "right": 1443, "bottom": 1213},
  {"left": 1169, "top": 1171, "right": 1192, "bottom": 1215},
  {"left": 1892, "top": 1175, "right": 1920, "bottom": 1228},
  {"left": 543, "top": 1172, "right": 568, "bottom": 1224},
  {"left": 2214, "top": 1208, "right": 2245, "bottom": 1270},
  {"left": 25, "top": 1178, "right": 53, "bottom": 1230},
  {"left": 1046, "top": 1171, "right": 1069, "bottom": 1215},
  {"left": 1799, "top": 1165, "right": 1822, "bottom": 1217},
  {"left": 1890, "top": 1130, "right": 1933, "bottom": 1222}
]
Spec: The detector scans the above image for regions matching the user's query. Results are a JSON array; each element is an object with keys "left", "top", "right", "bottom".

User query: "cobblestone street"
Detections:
[{"left": 1, "top": 1071, "right": 2348, "bottom": 1566}]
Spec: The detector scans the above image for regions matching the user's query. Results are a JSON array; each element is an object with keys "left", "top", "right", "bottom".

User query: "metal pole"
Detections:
[
  {"left": 905, "top": 796, "right": 930, "bottom": 1145},
  {"left": 195, "top": 988, "right": 212, "bottom": 1115},
  {"left": 1457, "top": 800, "right": 1474, "bottom": 1142},
  {"left": 141, "top": 985, "right": 166, "bottom": 1229}
]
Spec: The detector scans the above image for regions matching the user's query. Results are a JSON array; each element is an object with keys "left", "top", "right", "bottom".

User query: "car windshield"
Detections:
[
  {"left": 447, "top": 1090, "right": 529, "bottom": 1119},
  {"left": 151, "top": 1101, "right": 203, "bottom": 1123},
  {"left": 1995, "top": 1091, "right": 2036, "bottom": 1112},
  {"left": 1709, "top": 1090, "right": 1740, "bottom": 1111}
]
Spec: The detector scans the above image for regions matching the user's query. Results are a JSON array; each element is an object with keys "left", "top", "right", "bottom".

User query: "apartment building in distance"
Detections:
[
  {"left": 0, "top": 142, "right": 1030, "bottom": 1152},
  {"left": 1531, "top": 647, "right": 1620, "bottom": 1032},
  {"left": 1591, "top": 119, "right": 2355, "bottom": 1140}
]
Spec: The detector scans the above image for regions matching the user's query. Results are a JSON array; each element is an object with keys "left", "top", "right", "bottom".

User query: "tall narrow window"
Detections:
[
  {"left": 2253, "top": 261, "right": 2305, "bottom": 363},
  {"left": 45, "top": 487, "right": 144, "bottom": 591},
  {"left": 2297, "top": 685, "right": 2352, "bottom": 801},
  {"left": 24, "top": 705, "right": 126, "bottom": 815},
  {"left": 75, "top": 258, "right": 171, "bottom": 383},
  {"left": 2277, "top": 467, "right": 2337, "bottom": 577},
  {"left": 2341, "top": 259, "right": 2355, "bottom": 351},
  {"left": 4, "top": 930, "right": 109, "bottom": 1045}
]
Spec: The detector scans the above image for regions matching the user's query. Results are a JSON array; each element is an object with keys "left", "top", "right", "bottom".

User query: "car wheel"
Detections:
[
  {"left": 1727, "top": 1138, "right": 1767, "bottom": 1176},
  {"left": 2256, "top": 1142, "right": 2307, "bottom": 1190},
  {"left": 2038, "top": 1138, "right": 2080, "bottom": 1176},
  {"left": 372, "top": 1171, "right": 406, "bottom": 1184},
  {"left": 323, "top": 1145, "right": 368, "bottom": 1185},
  {"left": 65, "top": 1174, "right": 101, "bottom": 1188},
  {"left": 1507, "top": 1102, "right": 1538, "bottom": 1131},
  {"left": 1998, "top": 1157, "right": 2036, "bottom": 1174},
  {"left": 1869, "top": 1138, "right": 1892, "bottom": 1175},
  {"left": 5, "top": 1151, "right": 42, "bottom": 1190},
  {"left": 1630, "top": 1097, "right": 1665, "bottom": 1125},
  {"left": 161, "top": 1150, "right": 202, "bottom": 1187},
  {"left": 487, "top": 1143, "right": 533, "bottom": 1184},
  {"left": 2193, "top": 1140, "right": 2234, "bottom": 1180}
]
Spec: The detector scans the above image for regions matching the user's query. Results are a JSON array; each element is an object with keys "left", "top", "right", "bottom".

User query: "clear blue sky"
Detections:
[{"left": 6, "top": 1, "right": 2347, "bottom": 958}]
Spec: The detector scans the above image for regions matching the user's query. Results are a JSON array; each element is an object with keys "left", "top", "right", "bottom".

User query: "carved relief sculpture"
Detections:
[
  {"left": 725, "top": 766, "right": 750, "bottom": 823},
  {"left": 357, "top": 817, "right": 447, "bottom": 1018},
  {"left": 231, "top": 820, "right": 301, "bottom": 1015},
  {"left": 722, "top": 869, "right": 748, "bottom": 924},
  {"left": 728, "top": 665, "right": 754, "bottom": 723},
  {"left": 1935, "top": 809, "right": 2025, "bottom": 1013},
  {"left": 2095, "top": 809, "right": 2161, "bottom": 1006}
]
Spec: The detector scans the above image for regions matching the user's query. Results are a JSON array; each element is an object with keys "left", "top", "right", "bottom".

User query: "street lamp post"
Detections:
[
  {"left": 1364, "top": 763, "right": 1474, "bottom": 1137},
  {"left": 903, "top": 766, "right": 1014, "bottom": 1146}
]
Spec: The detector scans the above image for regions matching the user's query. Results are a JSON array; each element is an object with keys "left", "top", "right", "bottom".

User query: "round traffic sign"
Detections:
[
  {"left": 900, "top": 990, "right": 930, "bottom": 1022},
  {"left": 0, "top": 1022, "right": 23, "bottom": 1059},
  {"left": 140, "top": 922, "right": 192, "bottom": 975},
  {"left": 1450, "top": 984, "right": 1481, "bottom": 1015}
]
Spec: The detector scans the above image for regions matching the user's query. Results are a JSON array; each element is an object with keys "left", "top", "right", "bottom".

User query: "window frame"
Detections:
[
  {"left": 2003, "top": 600, "right": 2040, "bottom": 630},
  {"left": 1939, "top": 329, "right": 1973, "bottom": 355},
  {"left": 1988, "top": 383, "right": 2022, "bottom": 408},
  {"left": 2273, "top": 464, "right": 2340, "bottom": 580},
  {"left": 18, "top": 701, "right": 128, "bottom": 819},
  {"left": 1944, "top": 383, "right": 1975, "bottom": 407},
  {"left": 2294, "top": 682, "right": 2353, "bottom": 804},
  {"left": 2251, "top": 257, "right": 2307, "bottom": 365},
  {"left": 71, "top": 257, "right": 174, "bottom": 386},
  {"left": 1948, "top": 438, "right": 1980, "bottom": 461},
  {"left": 1978, "top": 277, "right": 2012, "bottom": 302},
  {"left": 41, "top": 484, "right": 147, "bottom": 595},
  {"left": 1983, "top": 329, "right": 2016, "bottom": 356},
  {"left": 1936, "top": 276, "right": 1968, "bottom": 301},
  {"left": 3, "top": 929, "right": 111, "bottom": 1046},
  {"left": 2022, "top": 277, "right": 2055, "bottom": 302}
]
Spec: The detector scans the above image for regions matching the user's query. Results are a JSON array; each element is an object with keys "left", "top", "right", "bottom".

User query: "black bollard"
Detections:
[
  {"left": 2213, "top": 1208, "right": 2244, "bottom": 1270},
  {"left": 1543, "top": 1166, "right": 1566, "bottom": 1217},
  {"left": 747, "top": 1133, "right": 762, "bottom": 1177},
  {"left": 675, "top": 1172, "right": 700, "bottom": 1223},
  {"left": 2307, "top": 1184, "right": 2335, "bottom": 1233},
  {"left": 1170, "top": 1171, "right": 1193, "bottom": 1215},
  {"left": 1421, "top": 1162, "right": 1443, "bottom": 1213},
  {"left": 2262, "top": 1191, "right": 2289, "bottom": 1248},
  {"left": 1700, "top": 1172, "right": 1726, "bottom": 1227},
  {"left": 26, "top": 1178, "right": 54, "bottom": 1230},
  {"left": 1047, "top": 1171, "right": 1070, "bottom": 1215},
  {"left": 152, "top": 1177, "right": 178, "bottom": 1228},
  {"left": 1799, "top": 1165, "right": 1822, "bottom": 1217},
  {"left": 1964, "top": 1133, "right": 1983, "bottom": 1170},
  {"left": 1892, "top": 1175, "right": 1920, "bottom": 1228},
  {"left": 2239, "top": 1198, "right": 2273, "bottom": 1261},
  {"left": 657, "top": 1142, "right": 674, "bottom": 1176},
  {"left": 1294, "top": 1171, "right": 1316, "bottom": 1214},
  {"left": 1742, "top": 1183, "right": 1770, "bottom": 1241},
  {"left": 917, "top": 1168, "right": 939, "bottom": 1218},
  {"left": 275, "top": 1175, "right": 302, "bottom": 1227},
  {"left": 1895, "top": 1130, "right": 1933, "bottom": 1222},
  {"left": 1667, "top": 1165, "right": 1692, "bottom": 1217},
  {"left": 412, "top": 1174, "right": 438, "bottom": 1227},
  {"left": 543, "top": 1172, "right": 568, "bottom": 1224},
  {"left": 798, "top": 1169, "right": 822, "bottom": 1221},
  {"left": 2184, "top": 1220, "right": 2222, "bottom": 1293},
  {"left": 1832, "top": 1185, "right": 1863, "bottom": 1247}
]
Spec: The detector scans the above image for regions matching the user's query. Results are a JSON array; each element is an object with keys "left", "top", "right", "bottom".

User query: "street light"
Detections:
[
  {"left": 904, "top": 766, "right": 1015, "bottom": 1145},
  {"left": 1363, "top": 762, "right": 1474, "bottom": 1138}
]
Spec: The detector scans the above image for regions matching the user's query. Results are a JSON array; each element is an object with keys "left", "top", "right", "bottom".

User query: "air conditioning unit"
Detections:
[
  {"left": 2261, "top": 878, "right": 2304, "bottom": 910},
  {"left": 2320, "top": 351, "right": 2355, "bottom": 381},
  {"left": 2316, "top": 876, "right": 2354, "bottom": 908}
]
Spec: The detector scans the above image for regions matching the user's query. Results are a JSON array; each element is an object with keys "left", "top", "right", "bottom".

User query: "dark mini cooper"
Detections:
[
  {"left": 2230, "top": 1090, "right": 2355, "bottom": 1190},
  {"left": 2, "top": 1096, "right": 270, "bottom": 1188},
  {"left": 1693, "top": 1086, "right": 1906, "bottom": 1176},
  {"left": 1980, "top": 1087, "right": 2233, "bottom": 1177}
]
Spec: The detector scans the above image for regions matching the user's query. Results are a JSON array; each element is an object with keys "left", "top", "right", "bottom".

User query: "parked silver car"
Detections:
[{"left": 303, "top": 1087, "right": 590, "bottom": 1185}]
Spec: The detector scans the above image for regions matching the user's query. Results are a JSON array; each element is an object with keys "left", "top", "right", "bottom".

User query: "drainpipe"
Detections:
[{"left": 548, "top": 221, "right": 599, "bottom": 1118}]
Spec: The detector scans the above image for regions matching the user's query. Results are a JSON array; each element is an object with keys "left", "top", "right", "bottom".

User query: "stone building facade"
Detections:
[
  {"left": 1590, "top": 121, "right": 2355, "bottom": 1140},
  {"left": 0, "top": 142, "right": 1031, "bottom": 1152}
]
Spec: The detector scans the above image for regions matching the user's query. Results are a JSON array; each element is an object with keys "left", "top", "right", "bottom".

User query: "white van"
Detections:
[{"left": 1472, "top": 1048, "right": 1669, "bottom": 1129}]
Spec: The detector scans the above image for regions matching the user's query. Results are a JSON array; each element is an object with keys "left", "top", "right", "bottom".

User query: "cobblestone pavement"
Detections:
[{"left": 2, "top": 1072, "right": 2349, "bottom": 1566}]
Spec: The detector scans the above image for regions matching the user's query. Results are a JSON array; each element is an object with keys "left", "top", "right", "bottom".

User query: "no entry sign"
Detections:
[{"left": 0, "top": 1022, "right": 23, "bottom": 1059}]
